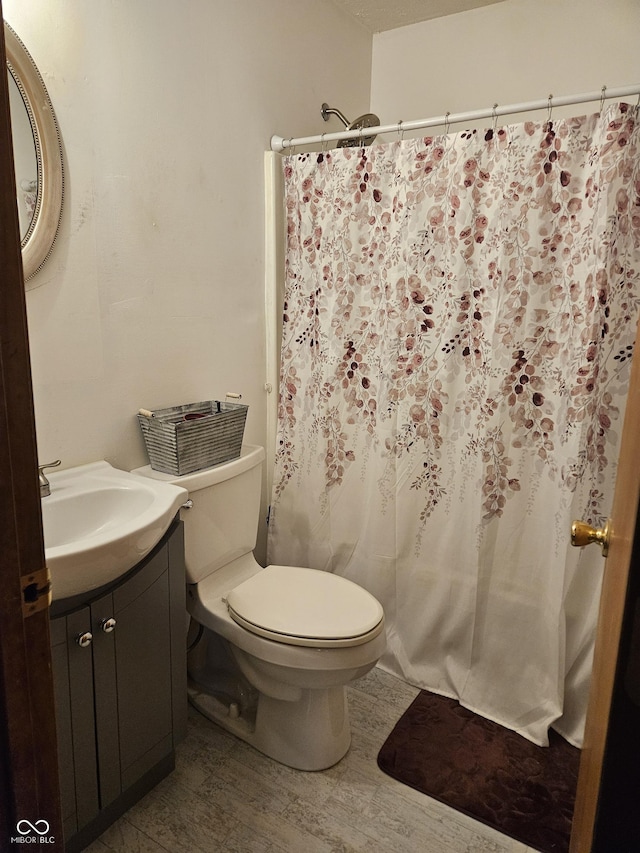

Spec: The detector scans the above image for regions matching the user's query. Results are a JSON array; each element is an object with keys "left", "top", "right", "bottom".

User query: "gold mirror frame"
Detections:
[{"left": 4, "top": 21, "right": 63, "bottom": 283}]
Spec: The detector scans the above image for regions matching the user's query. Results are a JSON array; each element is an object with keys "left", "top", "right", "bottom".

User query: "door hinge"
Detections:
[{"left": 21, "top": 566, "right": 52, "bottom": 617}]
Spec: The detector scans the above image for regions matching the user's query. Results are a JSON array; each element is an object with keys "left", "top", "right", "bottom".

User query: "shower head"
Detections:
[{"left": 321, "top": 102, "right": 380, "bottom": 147}]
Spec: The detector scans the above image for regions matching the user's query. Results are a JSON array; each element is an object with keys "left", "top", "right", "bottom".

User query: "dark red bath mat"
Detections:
[{"left": 377, "top": 690, "right": 580, "bottom": 853}]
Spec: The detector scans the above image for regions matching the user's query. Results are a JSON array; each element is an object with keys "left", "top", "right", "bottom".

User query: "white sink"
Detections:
[{"left": 42, "top": 461, "right": 187, "bottom": 600}]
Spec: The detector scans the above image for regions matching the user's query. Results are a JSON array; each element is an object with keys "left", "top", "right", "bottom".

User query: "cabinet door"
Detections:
[
  {"left": 168, "top": 520, "right": 187, "bottom": 743},
  {"left": 90, "top": 591, "right": 121, "bottom": 809},
  {"left": 112, "top": 544, "right": 173, "bottom": 790},
  {"left": 63, "top": 608, "right": 100, "bottom": 829},
  {"left": 50, "top": 616, "right": 78, "bottom": 840}
]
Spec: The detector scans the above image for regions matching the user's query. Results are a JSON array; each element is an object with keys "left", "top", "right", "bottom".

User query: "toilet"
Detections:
[{"left": 133, "top": 444, "right": 385, "bottom": 771}]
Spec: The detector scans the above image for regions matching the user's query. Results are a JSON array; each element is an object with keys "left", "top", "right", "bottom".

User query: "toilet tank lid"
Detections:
[
  {"left": 132, "top": 444, "right": 265, "bottom": 489},
  {"left": 225, "top": 565, "right": 384, "bottom": 646}
]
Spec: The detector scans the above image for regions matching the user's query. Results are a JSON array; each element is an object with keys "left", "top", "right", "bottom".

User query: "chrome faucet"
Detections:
[{"left": 38, "top": 460, "right": 61, "bottom": 497}]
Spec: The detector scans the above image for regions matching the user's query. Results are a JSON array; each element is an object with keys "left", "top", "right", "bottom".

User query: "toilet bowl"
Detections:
[{"left": 133, "top": 444, "right": 385, "bottom": 770}]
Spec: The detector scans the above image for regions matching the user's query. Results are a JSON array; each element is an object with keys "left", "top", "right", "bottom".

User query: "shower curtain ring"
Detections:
[
  {"left": 444, "top": 111, "right": 450, "bottom": 134},
  {"left": 635, "top": 91, "right": 640, "bottom": 116},
  {"left": 547, "top": 94, "right": 553, "bottom": 125},
  {"left": 492, "top": 103, "right": 499, "bottom": 134},
  {"left": 599, "top": 85, "right": 607, "bottom": 114},
  {"left": 398, "top": 120, "right": 404, "bottom": 141},
  {"left": 321, "top": 133, "right": 328, "bottom": 153}
]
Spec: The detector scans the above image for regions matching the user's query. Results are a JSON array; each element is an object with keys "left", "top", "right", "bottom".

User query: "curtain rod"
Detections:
[{"left": 270, "top": 84, "right": 640, "bottom": 152}]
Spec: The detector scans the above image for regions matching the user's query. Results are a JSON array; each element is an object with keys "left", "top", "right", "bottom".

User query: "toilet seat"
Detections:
[{"left": 225, "top": 565, "right": 384, "bottom": 648}]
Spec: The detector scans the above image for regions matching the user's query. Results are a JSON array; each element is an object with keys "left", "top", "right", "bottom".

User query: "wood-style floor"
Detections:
[{"left": 86, "top": 667, "right": 542, "bottom": 852}]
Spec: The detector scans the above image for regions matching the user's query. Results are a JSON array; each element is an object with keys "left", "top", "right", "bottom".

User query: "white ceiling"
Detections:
[{"left": 328, "top": 0, "right": 506, "bottom": 33}]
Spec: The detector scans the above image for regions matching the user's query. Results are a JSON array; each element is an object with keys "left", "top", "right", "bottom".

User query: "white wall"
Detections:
[
  {"left": 3, "top": 0, "right": 371, "bottom": 483},
  {"left": 371, "top": 0, "right": 640, "bottom": 132}
]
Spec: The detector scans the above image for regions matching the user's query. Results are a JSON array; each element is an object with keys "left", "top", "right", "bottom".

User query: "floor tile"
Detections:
[{"left": 92, "top": 667, "right": 543, "bottom": 852}]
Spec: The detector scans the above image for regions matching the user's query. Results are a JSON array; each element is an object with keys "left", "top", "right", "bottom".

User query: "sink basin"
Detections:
[{"left": 42, "top": 461, "right": 188, "bottom": 600}]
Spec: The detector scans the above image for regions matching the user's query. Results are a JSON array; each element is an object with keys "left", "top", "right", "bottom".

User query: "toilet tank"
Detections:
[{"left": 133, "top": 444, "right": 265, "bottom": 584}]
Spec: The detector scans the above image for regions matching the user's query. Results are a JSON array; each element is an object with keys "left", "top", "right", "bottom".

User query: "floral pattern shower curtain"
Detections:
[{"left": 267, "top": 103, "right": 640, "bottom": 747}]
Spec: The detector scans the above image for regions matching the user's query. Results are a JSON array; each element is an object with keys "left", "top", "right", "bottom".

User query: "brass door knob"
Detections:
[{"left": 571, "top": 519, "right": 611, "bottom": 557}]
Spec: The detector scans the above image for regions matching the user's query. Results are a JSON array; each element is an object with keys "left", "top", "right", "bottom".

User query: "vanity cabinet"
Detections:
[{"left": 50, "top": 518, "right": 187, "bottom": 852}]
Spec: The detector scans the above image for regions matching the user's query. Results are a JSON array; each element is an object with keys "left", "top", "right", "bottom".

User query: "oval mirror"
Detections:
[{"left": 4, "top": 21, "right": 63, "bottom": 283}]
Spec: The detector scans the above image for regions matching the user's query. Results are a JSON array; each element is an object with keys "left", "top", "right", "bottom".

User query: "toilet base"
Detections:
[{"left": 188, "top": 679, "right": 351, "bottom": 771}]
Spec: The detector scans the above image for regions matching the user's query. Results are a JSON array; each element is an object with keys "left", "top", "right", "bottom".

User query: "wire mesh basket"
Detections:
[{"left": 137, "top": 400, "right": 248, "bottom": 476}]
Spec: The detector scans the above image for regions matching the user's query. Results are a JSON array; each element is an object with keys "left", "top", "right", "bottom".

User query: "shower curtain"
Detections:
[{"left": 267, "top": 103, "right": 640, "bottom": 747}]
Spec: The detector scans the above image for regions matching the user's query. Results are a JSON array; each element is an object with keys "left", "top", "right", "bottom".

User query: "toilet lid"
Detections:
[{"left": 225, "top": 565, "right": 384, "bottom": 648}]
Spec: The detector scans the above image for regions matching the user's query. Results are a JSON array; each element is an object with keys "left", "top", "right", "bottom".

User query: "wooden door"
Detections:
[
  {"left": 570, "top": 312, "right": 640, "bottom": 851},
  {"left": 0, "top": 2, "right": 63, "bottom": 847}
]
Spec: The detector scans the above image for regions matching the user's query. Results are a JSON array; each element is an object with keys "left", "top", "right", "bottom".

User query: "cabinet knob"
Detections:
[
  {"left": 101, "top": 617, "right": 117, "bottom": 633},
  {"left": 76, "top": 631, "right": 93, "bottom": 648}
]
